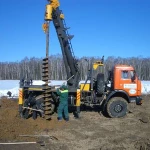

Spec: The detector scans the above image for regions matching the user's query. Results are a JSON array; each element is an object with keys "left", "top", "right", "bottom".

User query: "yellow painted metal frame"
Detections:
[
  {"left": 76, "top": 89, "right": 81, "bottom": 106},
  {"left": 93, "top": 61, "right": 104, "bottom": 70},
  {"left": 50, "top": 0, "right": 60, "bottom": 9},
  {"left": 18, "top": 88, "right": 24, "bottom": 105}
]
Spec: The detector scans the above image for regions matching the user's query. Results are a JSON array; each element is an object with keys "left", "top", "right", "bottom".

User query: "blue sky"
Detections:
[{"left": 0, "top": 0, "right": 150, "bottom": 62}]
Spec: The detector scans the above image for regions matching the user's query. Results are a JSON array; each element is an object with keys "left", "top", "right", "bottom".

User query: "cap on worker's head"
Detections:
[{"left": 61, "top": 85, "right": 67, "bottom": 90}]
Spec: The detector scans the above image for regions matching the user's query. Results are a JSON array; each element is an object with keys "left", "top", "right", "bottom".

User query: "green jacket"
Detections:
[{"left": 56, "top": 85, "right": 68, "bottom": 102}]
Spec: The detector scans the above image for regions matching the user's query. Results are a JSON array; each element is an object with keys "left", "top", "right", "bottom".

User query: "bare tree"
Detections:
[{"left": 0, "top": 55, "right": 150, "bottom": 80}]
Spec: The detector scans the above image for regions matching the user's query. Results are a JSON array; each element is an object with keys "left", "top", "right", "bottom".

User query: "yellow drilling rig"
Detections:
[{"left": 18, "top": 0, "right": 142, "bottom": 120}]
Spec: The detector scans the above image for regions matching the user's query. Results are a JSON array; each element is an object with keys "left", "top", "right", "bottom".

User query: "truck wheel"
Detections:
[
  {"left": 96, "top": 73, "right": 105, "bottom": 95},
  {"left": 22, "top": 108, "right": 29, "bottom": 119},
  {"left": 22, "top": 100, "right": 30, "bottom": 119},
  {"left": 106, "top": 97, "right": 128, "bottom": 118}
]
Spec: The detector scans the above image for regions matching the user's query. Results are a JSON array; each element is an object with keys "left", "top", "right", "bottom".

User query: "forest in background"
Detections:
[{"left": 0, "top": 54, "right": 150, "bottom": 80}]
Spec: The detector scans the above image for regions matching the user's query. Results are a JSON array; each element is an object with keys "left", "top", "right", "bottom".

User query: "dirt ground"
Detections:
[{"left": 0, "top": 95, "right": 150, "bottom": 150}]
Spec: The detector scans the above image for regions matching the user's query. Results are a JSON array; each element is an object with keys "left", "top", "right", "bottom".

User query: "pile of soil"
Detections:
[{"left": 0, "top": 99, "right": 66, "bottom": 142}]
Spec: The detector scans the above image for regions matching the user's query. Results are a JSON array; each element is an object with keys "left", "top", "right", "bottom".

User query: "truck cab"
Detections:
[
  {"left": 114, "top": 65, "right": 141, "bottom": 98},
  {"left": 104, "top": 64, "right": 142, "bottom": 118}
]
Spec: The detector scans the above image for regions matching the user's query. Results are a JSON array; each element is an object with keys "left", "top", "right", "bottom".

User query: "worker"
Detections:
[{"left": 56, "top": 85, "right": 69, "bottom": 121}]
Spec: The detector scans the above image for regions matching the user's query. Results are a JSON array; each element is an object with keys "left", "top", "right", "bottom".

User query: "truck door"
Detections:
[{"left": 119, "top": 70, "right": 138, "bottom": 96}]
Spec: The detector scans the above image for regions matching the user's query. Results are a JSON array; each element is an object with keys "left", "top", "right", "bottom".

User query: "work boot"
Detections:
[
  {"left": 73, "top": 111, "right": 80, "bottom": 119},
  {"left": 57, "top": 117, "right": 62, "bottom": 121},
  {"left": 65, "top": 118, "right": 69, "bottom": 122}
]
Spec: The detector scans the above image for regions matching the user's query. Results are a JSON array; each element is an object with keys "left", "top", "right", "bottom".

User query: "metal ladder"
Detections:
[{"left": 62, "top": 17, "right": 76, "bottom": 63}]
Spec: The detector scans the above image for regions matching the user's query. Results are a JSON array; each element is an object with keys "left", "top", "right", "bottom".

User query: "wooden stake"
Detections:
[
  {"left": 0, "top": 141, "right": 45, "bottom": 146},
  {"left": 19, "top": 135, "right": 58, "bottom": 140},
  {"left": 0, "top": 142, "right": 37, "bottom": 145}
]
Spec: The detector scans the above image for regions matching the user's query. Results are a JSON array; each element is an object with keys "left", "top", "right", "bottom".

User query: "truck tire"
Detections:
[
  {"left": 23, "top": 109, "right": 29, "bottom": 119},
  {"left": 96, "top": 73, "right": 105, "bottom": 95},
  {"left": 22, "top": 100, "right": 30, "bottom": 119},
  {"left": 106, "top": 97, "right": 128, "bottom": 118},
  {"left": 32, "top": 106, "right": 37, "bottom": 120}
]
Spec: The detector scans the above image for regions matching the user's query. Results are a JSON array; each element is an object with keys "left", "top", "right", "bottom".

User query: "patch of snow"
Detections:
[
  {"left": 141, "top": 81, "right": 150, "bottom": 94},
  {"left": 0, "top": 80, "right": 150, "bottom": 98}
]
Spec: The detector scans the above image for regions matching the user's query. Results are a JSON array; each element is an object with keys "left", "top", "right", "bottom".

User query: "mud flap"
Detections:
[{"left": 136, "top": 96, "right": 143, "bottom": 105}]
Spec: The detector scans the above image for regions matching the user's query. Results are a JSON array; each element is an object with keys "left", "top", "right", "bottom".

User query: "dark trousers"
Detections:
[{"left": 58, "top": 101, "right": 69, "bottom": 119}]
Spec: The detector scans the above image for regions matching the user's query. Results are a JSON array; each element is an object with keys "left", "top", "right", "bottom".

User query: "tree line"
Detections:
[{"left": 0, "top": 55, "right": 150, "bottom": 80}]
